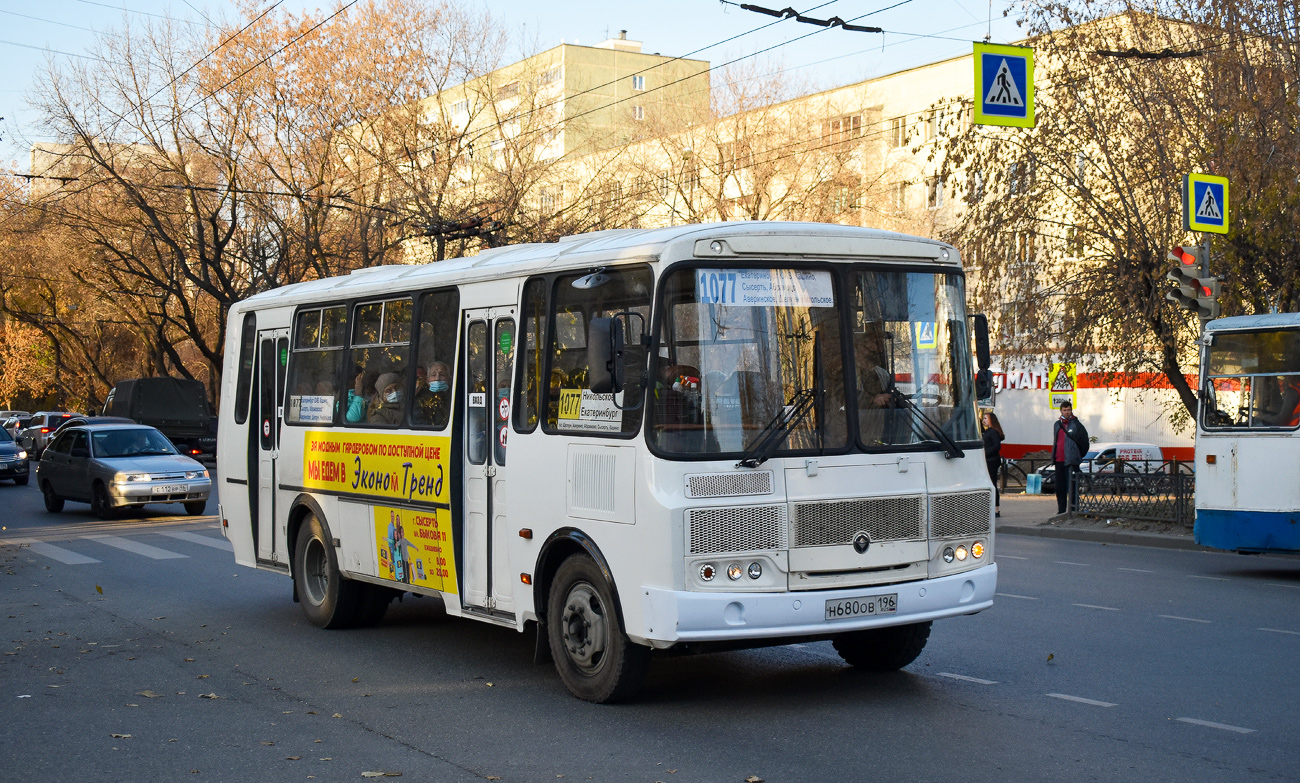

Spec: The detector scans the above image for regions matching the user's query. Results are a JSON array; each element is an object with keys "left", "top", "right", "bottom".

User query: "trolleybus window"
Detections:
[
  {"left": 233, "top": 313, "right": 257, "bottom": 425},
  {"left": 543, "top": 266, "right": 651, "bottom": 436},
  {"left": 514, "top": 278, "right": 547, "bottom": 432},
  {"left": 345, "top": 298, "right": 413, "bottom": 427},
  {"left": 286, "top": 305, "right": 347, "bottom": 425},
  {"left": 411, "top": 290, "right": 459, "bottom": 430},
  {"left": 1202, "top": 328, "right": 1300, "bottom": 429}
]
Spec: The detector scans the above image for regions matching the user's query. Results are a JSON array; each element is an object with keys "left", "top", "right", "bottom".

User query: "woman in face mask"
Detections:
[
  {"left": 414, "top": 361, "right": 452, "bottom": 427},
  {"left": 367, "top": 372, "right": 406, "bottom": 426}
]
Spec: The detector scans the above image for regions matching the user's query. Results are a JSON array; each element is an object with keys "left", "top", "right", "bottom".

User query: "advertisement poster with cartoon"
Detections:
[{"left": 374, "top": 505, "right": 458, "bottom": 594}]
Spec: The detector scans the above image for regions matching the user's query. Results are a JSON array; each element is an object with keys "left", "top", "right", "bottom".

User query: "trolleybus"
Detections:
[
  {"left": 1196, "top": 313, "right": 1300, "bottom": 552},
  {"left": 216, "top": 222, "right": 998, "bottom": 701}
]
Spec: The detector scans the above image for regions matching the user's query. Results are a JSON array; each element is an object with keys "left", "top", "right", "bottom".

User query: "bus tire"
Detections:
[
  {"left": 293, "top": 513, "right": 360, "bottom": 629},
  {"left": 832, "top": 621, "right": 932, "bottom": 671},
  {"left": 546, "top": 554, "right": 649, "bottom": 703}
]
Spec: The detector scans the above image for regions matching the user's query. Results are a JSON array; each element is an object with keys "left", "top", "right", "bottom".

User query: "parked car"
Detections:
[
  {"left": 0, "top": 410, "right": 30, "bottom": 420},
  {"left": 36, "top": 421, "right": 212, "bottom": 518},
  {"left": 0, "top": 426, "right": 30, "bottom": 485},
  {"left": 3, "top": 414, "right": 32, "bottom": 438},
  {"left": 52, "top": 415, "right": 137, "bottom": 434},
  {"left": 17, "top": 411, "right": 77, "bottom": 458},
  {"left": 1037, "top": 442, "right": 1170, "bottom": 493},
  {"left": 103, "top": 378, "right": 215, "bottom": 457}
]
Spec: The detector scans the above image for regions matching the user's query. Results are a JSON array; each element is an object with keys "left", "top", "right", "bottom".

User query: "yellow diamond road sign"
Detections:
[{"left": 974, "top": 43, "right": 1035, "bottom": 128}]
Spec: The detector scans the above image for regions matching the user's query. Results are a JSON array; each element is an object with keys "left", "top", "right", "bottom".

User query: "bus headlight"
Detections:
[
  {"left": 971, "top": 541, "right": 985, "bottom": 559},
  {"left": 699, "top": 563, "right": 716, "bottom": 582},
  {"left": 955, "top": 546, "right": 969, "bottom": 561},
  {"left": 727, "top": 563, "right": 743, "bottom": 581},
  {"left": 943, "top": 547, "right": 955, "bottom": 563},
  {"left": 747, "top": 562, "right": 762, "bottom": 580}
]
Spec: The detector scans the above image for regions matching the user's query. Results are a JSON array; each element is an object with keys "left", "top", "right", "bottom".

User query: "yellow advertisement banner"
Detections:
[
  {"left": 375, "top": 505, "right": 458, "bottom": 593},
  {"left": 303, "top": 431, "right": 450, "bottom": 504}
]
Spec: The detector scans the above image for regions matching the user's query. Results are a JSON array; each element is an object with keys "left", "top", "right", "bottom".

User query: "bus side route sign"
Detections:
[{"left": 973, "top": 42, "right": 1034, "bottom": 128}]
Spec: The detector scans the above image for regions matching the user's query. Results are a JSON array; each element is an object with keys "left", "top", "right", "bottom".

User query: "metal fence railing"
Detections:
[{"left": 992, "top": 457, "right": 1195, "bottom": 526}]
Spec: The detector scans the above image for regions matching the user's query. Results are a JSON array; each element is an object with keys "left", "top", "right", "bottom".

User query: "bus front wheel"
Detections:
[
  {"left": 832, "top": 621, "right": 932, "bottom": 671},
  {"left": 293, "top": 514, "right": 360, "bottom": 629},
  {"left": 546, "top": 554, "right": 649, "bottom": 703}
]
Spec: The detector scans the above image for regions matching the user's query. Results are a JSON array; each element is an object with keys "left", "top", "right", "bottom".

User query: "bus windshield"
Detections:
[
  {"left": 648, "top": 265, "right": 978, "bottom": 457},
  {"left": 1203, "top": 328, "right": 1300, "bottom": 429}
]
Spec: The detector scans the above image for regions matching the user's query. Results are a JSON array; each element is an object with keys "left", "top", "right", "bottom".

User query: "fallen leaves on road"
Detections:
[
  {"left": 286, "top": 756, "right": 301, "bottom": 761},
  {"left": 746, "top": 777, "right": 765, "bottom": 783},
  {"left": 196, "top": 675, "right": 210, "bottom": 679},
  {"left": 183, "top": 658, "right": 194, "bottom": 662},
  {"left": 111, "top": 734, "right": 132, "bottom": 739},
  {"left": 361, "top": 773, "right": 403, "bottom": 778},
  {"left": 261, "top": 741, "right": 274, "bottom": 746},
  {"left": 1047, "top": 653, "right": 1055, "bottom": 663},
  {"left": 96, "top": 585, "right": 103, "bottom": 595},
  {"left": 332, "top": 713, "right": 342, "bottom": 718},
  {"left": 198, "top": 693, "right": 219, "bottom": 699},
  {"left": 137, "top": 690, "right": 162, "bottom": 698}
]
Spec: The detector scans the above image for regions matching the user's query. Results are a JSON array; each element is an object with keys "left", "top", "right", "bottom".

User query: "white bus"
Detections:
[
  {"left": 216, "top": 222, "right": 997, "bottom": 702},
  {"left": 1196, "top": 313, "right": 1300, "bottom": 553}
]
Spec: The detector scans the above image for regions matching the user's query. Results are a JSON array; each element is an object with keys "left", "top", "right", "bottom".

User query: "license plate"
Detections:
[
  {"left": 154, "top": 484, "right": 188, "bottom": 494},
  {"left": 825, "top": 594, "right": 898, "bottom": 621}
]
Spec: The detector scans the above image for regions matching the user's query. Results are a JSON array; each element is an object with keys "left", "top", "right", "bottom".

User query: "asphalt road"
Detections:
[{"left": 2, "top": 475, "right": 1299, "bottom": 782}]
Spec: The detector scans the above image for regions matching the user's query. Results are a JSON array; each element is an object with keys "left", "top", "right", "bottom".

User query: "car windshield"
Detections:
[{"left": 92, "top": 428, "right": 177, "bottom": 458}]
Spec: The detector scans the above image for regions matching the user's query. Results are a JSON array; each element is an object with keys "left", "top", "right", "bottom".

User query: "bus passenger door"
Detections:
[
  {"left": 255, "top": 329, "right": 288, "bottom": 563},
  {"left": 462, "top": 308, "right": 517, "bottom": 614}
]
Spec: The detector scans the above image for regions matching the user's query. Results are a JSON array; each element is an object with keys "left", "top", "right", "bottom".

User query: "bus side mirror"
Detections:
[
  {"left": 975, "top": 369, "right": 994, "bottom": 403},
  {"left": 972, "top": 313, "right": 991, "bottom": 371},
  {"left": 588, "top": 317, "right": 626, "bottom": 394}
]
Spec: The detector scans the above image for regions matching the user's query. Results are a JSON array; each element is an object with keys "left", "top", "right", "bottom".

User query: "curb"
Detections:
[{"left": 997, "top": 523, "right": 1205, "bottom": 551}]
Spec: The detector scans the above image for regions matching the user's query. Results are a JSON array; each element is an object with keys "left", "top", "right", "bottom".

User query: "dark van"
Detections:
[{"left": 103, "top": 378, "right": 216, "bottom": 457}]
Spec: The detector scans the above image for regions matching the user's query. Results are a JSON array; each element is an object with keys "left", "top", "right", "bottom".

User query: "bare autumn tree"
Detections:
[
  {"left": 936, "top": 4, "right": 1300, "bottom": 421},
  {"left": 5, "top": 0, "right": 506, "bottom": 407}
]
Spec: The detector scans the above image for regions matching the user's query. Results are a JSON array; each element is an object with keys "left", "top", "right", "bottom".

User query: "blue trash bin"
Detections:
[{"left": 1026, "top": 473, "right": 1042, "bottom": 494}]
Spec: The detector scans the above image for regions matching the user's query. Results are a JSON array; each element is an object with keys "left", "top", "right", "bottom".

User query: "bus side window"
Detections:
[
  {"left": 285, "top": 305, "right": 347, "bottom": 425},
  {"left": 233, "top": 313, "right": 257, "bottom": 425},
  {"left": 411, "top": 289, "right": 459, "bottom": 430},
  {"left": 514, "top": 278, "right": 547, "bottom": 432},
  {"left": 346, "top": 298, "right": 413, "bottom": 427}
]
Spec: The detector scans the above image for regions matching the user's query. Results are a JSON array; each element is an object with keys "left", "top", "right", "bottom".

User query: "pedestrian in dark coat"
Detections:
[
  {"left": 981, "top": 411, "right": 1005, "bottom": 517},
  {"left": 1051, "top": 400, "right": 1090, "bottom": 514}
]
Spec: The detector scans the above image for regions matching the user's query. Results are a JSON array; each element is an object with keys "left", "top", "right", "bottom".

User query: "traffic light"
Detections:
[{"left": 1165, "top": 244, "right": 1220, "bottom": 322}]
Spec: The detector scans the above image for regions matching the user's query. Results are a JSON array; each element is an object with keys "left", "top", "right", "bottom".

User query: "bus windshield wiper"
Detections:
[
  {"left": 889, "top": 388, "right": 964, "bottom": 459},
  {"left": 737, "top": 388, "right": 816, "bottom": 468}
]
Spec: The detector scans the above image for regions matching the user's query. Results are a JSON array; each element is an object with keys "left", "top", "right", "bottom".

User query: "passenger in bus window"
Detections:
[
  {"left": 368, "top": 372, "right": 405, "bottom": 426},
  {"left": 1258, "top": 375, "right": 1300, "bottom": 426},
  {"left": 413, "top": 361, "right": 451, "bottom": 426},
  {"left": 345, "top": 369, "right": 377, "bottom": 423}
]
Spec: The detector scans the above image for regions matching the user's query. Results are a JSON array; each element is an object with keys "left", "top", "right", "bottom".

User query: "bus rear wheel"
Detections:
[
  {"left": 546, "top": 554, "right": 649, "bottom": 703},
  {"left": 832, "top": 621, "right": 932, "bottom": 671},
  {"left": 293, "top": 514, "right": 360, "bottom": 629}
]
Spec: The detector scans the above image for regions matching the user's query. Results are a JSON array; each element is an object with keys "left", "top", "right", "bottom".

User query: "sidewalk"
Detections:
[{"left": 995, "top": 491, "right": 1203, "bottom": 551}]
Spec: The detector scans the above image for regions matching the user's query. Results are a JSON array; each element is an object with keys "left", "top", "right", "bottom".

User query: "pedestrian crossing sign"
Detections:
[
  {"left": 1184, "top": 173, "right": 1229, "bottom": 234},
  {"left": 914, "top": 321, "right": 937, "bottom": 350},
  {"left": 1048, "top": 362, "right": 1076, "bottom": 410},
  {"left": 973, "top": 43, "right": 1034, "bottom": 128}
]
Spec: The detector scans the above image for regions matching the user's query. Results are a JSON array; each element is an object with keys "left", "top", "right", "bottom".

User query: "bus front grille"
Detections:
[
  {"left": 930, "top": 490, "right": 993, "bottom": 538},
  {"left": 792, "top": 496, "right": 925, "bottom": 547},
  {"left": 687, "top": 504, "right": 788, "bottom": 554}
]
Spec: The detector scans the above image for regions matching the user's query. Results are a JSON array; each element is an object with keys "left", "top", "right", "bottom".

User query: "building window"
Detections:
[
  {"left": 968, "top": 171, "right": 985, "bottom": 203},
  {"left": 539, "top": 185, "right": 563, "bottom": 214},
  {"left": 832, "top": 186, "right": 858, "bottom": 213},
  {"left": 498, "top": 81, "right": 519, "bottom": 100},
  {"left": 631, "top": 74, "right": 645, "bottom": 91},
  {"left": 889, "top": 182, "right": 907, "bottom": 213},
  {"left": 822, "top": 114, "right": 862, "bottom": 143},
  {"left": 927, "top": 177, "right": 944, "bottom": 209},
  {"left": 889, "top": 117, "right": 906, "bottom": 148},
  {"left": 1066, "top": 224, "right": 1085, "bottom": 258},
  {"left": 926, "top": 107, "right": 946, "bottom": 141},
  {"left": 539, "top": 66, "right": 562, "bottom": 86},
  {"left": 632, "top": 105, "right": 644, "bottom": 121},
  {"left": 451, "top": 99, "right": 469, "bottom": 116}
]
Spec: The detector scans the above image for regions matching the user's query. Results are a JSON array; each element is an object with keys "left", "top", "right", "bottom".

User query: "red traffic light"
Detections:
[{"left": 1169, "top": 245, "right": 1199, "bottom": 266}]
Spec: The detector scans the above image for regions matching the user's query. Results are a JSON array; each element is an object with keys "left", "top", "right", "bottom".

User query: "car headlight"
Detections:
[
  {"left": 16, "top": 450, "right": 26, "bottom": 460},
  {"left": 185, "top": 469, "right": 209, "bottom": 480},
  {"left": 115, "top": 472, "right": 151, "bottom": 483}
]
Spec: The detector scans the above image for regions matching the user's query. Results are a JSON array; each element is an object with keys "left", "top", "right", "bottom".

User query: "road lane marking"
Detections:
[
  {"left": 1177, "top": 718, "right": 1255, "bottom": 734},
  {"left": 1118, "top": 567, "right": 1154, "bottom": 573},
  {"left": 1188, "top": 575, "right": 1229, "bottom": 581},
  {"left": 83, "top": 535, "right": 188, "bottom": 560},
  {"left": 1266, "top": 583, "right": 1300, "bottom": 590},
  {"left": 3, "top": 539, "right": 100, "bottom": 564},
  {"left": 996, "top": 555, "right": 1027, "bottom": 560},
  {"left": 1054, "top": 561, "right": 1089, "bottom": 566},
  {"left": 1159, "top": 615, "right": 1211, "bottom": 624},
  {"left": 1073, "top": 603, "right": 1120, "bottom": 611},
  {"left": 157, "top": 531, "right": 233, "bottom": 551},
  {"left": 996, "top": 593, "right": 1039, "bottom": 600},
  {"left": 1259, "top": 628, "right": 1300, "bottom": 636},
  {"left": 936, "top": 672, "right": 998, "bottom": 685},
  {"left": 1047, "top": 693, "right": 1116, "bottom": 707}
]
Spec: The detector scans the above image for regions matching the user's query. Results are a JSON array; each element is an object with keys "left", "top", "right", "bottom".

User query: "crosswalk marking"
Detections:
[
  {"left": 1047, "top": 693, "right": 1117, "bottom": 707},
  {"left": 1177, "top": 717, "right": 1254, "bottom": 734},
  {"left": 936, "top": 672, "right": 998, "bottom": 685},
  {"left": 3, "top": 539, "right": 101, "bottom": 564},
  {"left": 157, "top": 531, "right": 233, "bottom": 551},
  {"left": 84, "top": 535, "right": 188, "bottom": 560}
]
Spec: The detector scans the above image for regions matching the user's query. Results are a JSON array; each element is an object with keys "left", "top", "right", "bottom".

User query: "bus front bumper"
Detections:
[{"left": 637, "top": 563, "right": 997, "bottom": 645}]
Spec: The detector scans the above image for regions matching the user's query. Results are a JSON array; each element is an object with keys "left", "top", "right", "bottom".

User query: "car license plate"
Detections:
[
  {"left": 154, "top": 484, "right": 188, "bottom": 494},
  {"left": 825, "top": 594, "right": 898, "bottom": 621}
]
